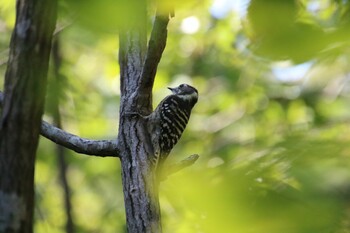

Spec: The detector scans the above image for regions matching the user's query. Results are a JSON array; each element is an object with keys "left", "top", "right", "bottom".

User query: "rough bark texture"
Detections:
[
  {"left": 118, "top": 118, "right": 161, "bottom": 233},
  {"left": 118, "top": 32, "right": 163, "bottom": 233},
  {"left": 117, "top": 1, "right": 163, "bottom": 232},
  {"left": 0, "top": 0, "right": 57, "bottom": 232}
]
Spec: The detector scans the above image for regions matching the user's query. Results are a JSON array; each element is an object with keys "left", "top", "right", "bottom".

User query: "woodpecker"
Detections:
[{"left": 147, "top": 84, "right": 198, "bottom": 168}]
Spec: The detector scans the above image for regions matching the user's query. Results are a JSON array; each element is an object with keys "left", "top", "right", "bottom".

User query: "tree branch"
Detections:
[
  {"left": 139, "top": 11, "right": 170, "bottom": 95},
  {"left": 41, "top": 121, "right": 119, "bottom": 157},
  {"left": 0, "top": 91, "right": 119, "bottom": 157},
  {"left": 161, "top": 154, "right": 200, "bottom": 181}
]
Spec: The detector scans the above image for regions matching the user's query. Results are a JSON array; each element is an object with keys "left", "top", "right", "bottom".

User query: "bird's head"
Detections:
[{"left": 168, "top": 84, "right": 198, "bottom": 103}]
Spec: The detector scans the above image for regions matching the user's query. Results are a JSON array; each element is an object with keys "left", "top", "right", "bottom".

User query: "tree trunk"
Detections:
[
  {"left": 0, "top": 0, "right": 57, "bottom": 232},
  {"left": 118, "top": 1, "right": 162, "bottom": 232},
  {"left": 118, "top": 119, "right": 161, "bottom": 233}
]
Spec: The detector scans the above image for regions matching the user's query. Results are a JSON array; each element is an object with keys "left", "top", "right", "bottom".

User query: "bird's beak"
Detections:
[{"left": 167, "top": 87, "right": 174, "bottom": 92}]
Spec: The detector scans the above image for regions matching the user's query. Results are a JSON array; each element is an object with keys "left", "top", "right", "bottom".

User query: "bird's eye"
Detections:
[{"left": 179, "top": 84, "right": 185, "bottom": 88}]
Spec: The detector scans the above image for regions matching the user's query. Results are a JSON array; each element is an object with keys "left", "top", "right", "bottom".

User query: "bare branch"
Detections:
[
  {"left": 41, "top": 121, "right": 120, "bottom": 157},
  {"left": 161, "top": 154, "right": 200, "bottom": 181},
  {"left": 0, "top": 91, "right": 119, "bottom": 157},
  {"left": 139, "top": 11, "right": 170, "bottom": 93}
]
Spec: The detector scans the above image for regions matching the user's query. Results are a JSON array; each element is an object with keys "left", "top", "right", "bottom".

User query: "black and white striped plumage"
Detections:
[{"left": 148, "top": 84, "right": 198, "bottom": 166}]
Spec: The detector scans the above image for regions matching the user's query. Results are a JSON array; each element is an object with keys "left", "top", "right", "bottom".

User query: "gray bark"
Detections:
[
  {"left": 0, "top": 92, "right": 118, "bottom": 157},
  {"left": 41, "top": 120, "right": 119, "bottom": 157},
  {"left": 0, "top": 0, "right": 57, "bottom": 232},
  {"left": 117, "top": 3, "right": 171, "bottom": 233},
  {"left": 118, "top": 6, "right": 162, "bottom": 232}
]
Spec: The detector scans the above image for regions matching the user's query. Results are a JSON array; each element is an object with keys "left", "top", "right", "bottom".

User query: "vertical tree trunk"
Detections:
[
  {"left": 0, "top": 0, "right": 57, "bottom": 232},
  {"left": 118, "top": 119, "right": 161, "bottom": 233},
  {"left": 118, "top": 1, "right": 162, "bottom": 232}
]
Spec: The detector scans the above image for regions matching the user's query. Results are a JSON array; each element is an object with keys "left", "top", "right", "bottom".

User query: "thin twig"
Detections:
[{"left": 161, "top": 154, "right": 200, "bottom": 181}]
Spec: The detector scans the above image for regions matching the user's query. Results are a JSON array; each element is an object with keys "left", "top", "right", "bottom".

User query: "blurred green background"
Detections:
[{"left": 2, "top": 0, "right": 350, "bottom": 232}]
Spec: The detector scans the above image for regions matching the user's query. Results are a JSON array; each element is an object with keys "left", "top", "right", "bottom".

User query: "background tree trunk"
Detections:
[
  {"left": 0, "top": 0, "right": 57, "bottom": 232},
  {"left": 51, "top": 38, "right": 75, "bottom": 233}
]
